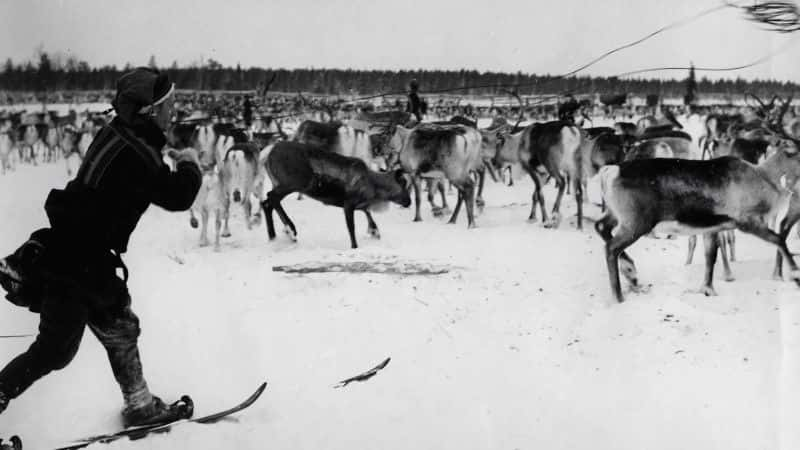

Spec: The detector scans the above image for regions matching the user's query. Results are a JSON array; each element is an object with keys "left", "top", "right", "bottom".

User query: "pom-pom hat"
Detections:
[{"left": 112, "top": 67, "right": 174, "bottom": 123}]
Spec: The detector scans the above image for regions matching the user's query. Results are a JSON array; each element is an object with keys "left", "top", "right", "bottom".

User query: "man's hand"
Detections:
[{"left": 167, "top": 148, "right": 200, "bottom": 168}]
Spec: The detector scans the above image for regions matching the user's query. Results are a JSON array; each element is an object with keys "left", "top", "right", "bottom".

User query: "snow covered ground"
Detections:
[{"left": 1, "top": 162, "right": 800, "bottom": 450}]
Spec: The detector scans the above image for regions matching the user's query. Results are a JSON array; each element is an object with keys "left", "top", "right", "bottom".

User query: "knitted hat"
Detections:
[{"left": 112, "top": 67, "right": 174, "bottom": 123}]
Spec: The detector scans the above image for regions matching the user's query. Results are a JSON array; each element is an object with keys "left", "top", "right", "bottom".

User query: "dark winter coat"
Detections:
[
  {"left": 44, "top": 116, "right": 201, "bottom": 257},
  {"left": 407, "top": 92, "right": 422, "bottom": 121}
]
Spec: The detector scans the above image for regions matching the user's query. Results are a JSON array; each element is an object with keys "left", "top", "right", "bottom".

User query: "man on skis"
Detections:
[{"left": 0, "top": 67, "right": 202, "bottom": 427}]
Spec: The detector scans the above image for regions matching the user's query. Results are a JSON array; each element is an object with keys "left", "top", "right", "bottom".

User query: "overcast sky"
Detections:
[{"left": 2, "top": 0, "right": 799, "bottom": 81}]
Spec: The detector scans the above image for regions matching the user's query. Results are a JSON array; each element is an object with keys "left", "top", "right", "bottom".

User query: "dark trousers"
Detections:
[{"left": 0, "top": 273, "right": 152, "bottom": 408}]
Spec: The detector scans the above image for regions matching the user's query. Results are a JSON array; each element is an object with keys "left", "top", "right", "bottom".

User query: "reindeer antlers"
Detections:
[
  {"left": 746, "top": 92, "right": 779, "bottom": 119},
  {"left": 501, "top": 88, "right": 525, "bottom": 131}
]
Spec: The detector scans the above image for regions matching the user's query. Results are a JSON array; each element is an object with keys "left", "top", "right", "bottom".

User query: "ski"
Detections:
[{"left": 56, "top": 382, "right": 267, "bottom": 449}]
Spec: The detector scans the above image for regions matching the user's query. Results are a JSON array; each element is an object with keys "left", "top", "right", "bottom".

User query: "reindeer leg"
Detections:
[
  {"left": 438, "top": 181, "right": 449, "bottom": 212},
  {"left": 772, "top": 226, "right": 793, "bottom": 280},
  {"left": 243, "top": 193, "right": 252, "bottom": 230},
  {"left": 364, "top": 210, "right": 380, "bottom": 239},
  {"left": 214, "top": 208, "right": 222, "bottom": 252},
  {"left": 427, "top": 180, "right": 438, "bottom": 209},
  {"left": 507, "top": 166, "right": 514, "bottom": 187},
  {"left": 565, "top": 172, "right": 571, "bottom": 195},
  {"left": 475, "top": 167, "right": 486, "bottom": 210},
  {"left": 574, "top": 175, "right": 583, "bottom": 230},
  {"left": 270, "top": 191, "right": 297, "bottom": 241},
  {"left": 199, "top": 208, "right": 210, "bottom": 247},
  {"left": 740, "top": 222, "right": 800, "bottom": 286},
  {"left": 413, "top": 176, "right": 423, "bottom": 222},
  {"left": 717, "top": 232, "right": 734, "bottom": 282},
  {"left": 725, "top": 231, "right": 735, "bottom": 262},
  {"left": 261, "top": 198, "right": 276, "bottom": 240},
  {"left": 774, "top": 244, "right": 785, "bottom": 281},
  {"left": 448, "top": 189, "right": 464, "bottom": 224},
  {"left": 250, "top": 192, "right": 262, "bottom": 226},
  {"left": 221, "top": 194, "right": 232, "bottom": 238},
  {"left": 344, "top": 205, "right": 358, "bottom": 249},
  {"left": 484, "top": 161, "right": 498, "bottom": 183},
  {"left": 526, "top": 168, "right": 543, "bottom": 222},
  {"left": 691, "top": 233, "right": 720, "bottom": 296},
  {"left": 462, "top": 179, "right": 477, "bottom": 228},
  {"left": 596, "top": 215, "right": 646, "bottom": 303},
  {"left": 427, "top": 179, "right": 443, "bottom": 216},
  {"left": 686, "top": 236, "right": 697, "bottom": 265},
  {"left": 545, "top": 172, "right": 566, "bottom": 229}
]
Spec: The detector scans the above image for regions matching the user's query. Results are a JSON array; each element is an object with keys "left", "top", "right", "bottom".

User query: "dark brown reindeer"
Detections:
[
  {"left": 262, "top": 141, "right": 411, "bottom": 249},
  {"left": 595, "top": 132, "right": 800, "bottom": 303}
]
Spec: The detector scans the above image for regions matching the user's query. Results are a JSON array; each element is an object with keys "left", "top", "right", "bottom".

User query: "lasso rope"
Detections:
[
  {"left": 733, "top": 1, "right": 800, "bottom": 33},
  {"left": 251, "top": 1, "right": 800, "bottom": 121}
]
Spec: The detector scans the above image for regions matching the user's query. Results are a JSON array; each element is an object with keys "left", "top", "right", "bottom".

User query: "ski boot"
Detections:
[
  {"left": 122, "top": 395, "right": 194, "bottom": 428},
  {"left": 0, "top": 436, "right": 22, "bottom": 450}
]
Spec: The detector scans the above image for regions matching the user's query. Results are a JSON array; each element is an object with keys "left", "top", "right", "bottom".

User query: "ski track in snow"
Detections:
[{"left": 1, "top": 162, "right": 799, "bottom": 449}]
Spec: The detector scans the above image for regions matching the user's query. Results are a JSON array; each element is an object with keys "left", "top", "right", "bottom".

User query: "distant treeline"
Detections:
[{"left": 1, "top": 52, "right": 799, "bottom": 99}]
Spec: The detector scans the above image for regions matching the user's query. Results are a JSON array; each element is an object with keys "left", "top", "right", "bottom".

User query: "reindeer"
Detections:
[
  {"left": 220, "top": 142, "right": 262, "bottom": 236},
  {"left": 516, "top": 120, "right": 583, "bottom": 229},
  {"left": 169, "top": 123, "right": 227, "bottom": 251},
  {"left": 387, "top": 123, "right": 483, "bottom": 227},
  {"left": 687, "top": 96, "right": 793, "bottom": 273},
  {"left": 0, "top": 130, "right": 13, "bottom": 174},
  {"left": 595, "top": 132, "right": 800, "bottom": 303},
  {"left": 262, "top": 141, "right": 411, "bottom": 249},
  {"left": 60, "top": 127, "right": 83, "bottom": 176}
]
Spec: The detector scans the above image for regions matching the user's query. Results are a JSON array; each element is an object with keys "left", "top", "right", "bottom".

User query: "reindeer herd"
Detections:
[
  {"left": 0, "top": 110, "right": 102, "bottom": 176},
  {"left": 2, "top": 94, "right": 799, "bottom": 303}
]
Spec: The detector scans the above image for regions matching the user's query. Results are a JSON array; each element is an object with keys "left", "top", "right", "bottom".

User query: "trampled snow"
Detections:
[{"left": 1, "top": 161, "right": 799, "bottom": 450}]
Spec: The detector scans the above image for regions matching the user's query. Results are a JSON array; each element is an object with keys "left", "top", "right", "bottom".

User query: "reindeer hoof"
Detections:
[
  {"left": 285, "top": 227, "right": 297, "bottom": 241},
  {"left": 413, "top": 217, "right": 422, "bottom": 223},
  {"left": 190, "top": 218, "right": 199, "bottom": 229},
  {"left": 199, "top": 239, "right": 209, "bottom": 248},
  {"left": 368, "top": 228, "right": 381, "bottom": 239},
  {"left": 476, "top": 198, "right": 485, "bottom": 208},
  {"left": 221, "top": 231, "right": 232, "bottom": 238},
  {"left": 689, "top": 286, "right": 718, "bottom": 297},
  {"left": 432, "top": 207, "right": 444, "bottom": 217},
  {"left": 788, "top": 270, "right": 800, "bottom": 285},
  {"left": 629, "top": 283, "right": 650, "bottom": 294},
  {"left": 724, "top": 273, "right": 735, "bottom": 282}
]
